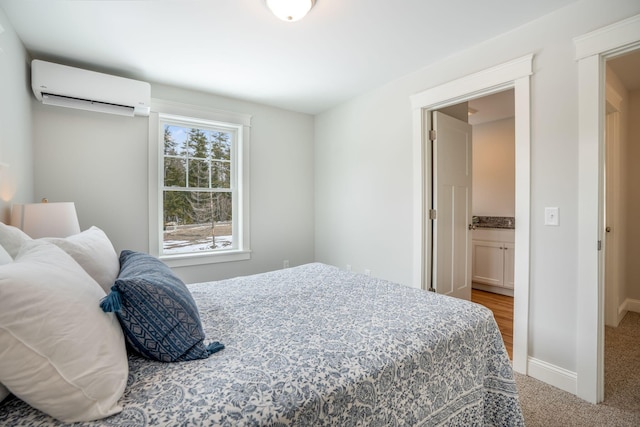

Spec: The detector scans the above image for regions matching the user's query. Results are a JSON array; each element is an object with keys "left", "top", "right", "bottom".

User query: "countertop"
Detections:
[{"left": 472, "top": 216, "right": 515, "bottom": 230}]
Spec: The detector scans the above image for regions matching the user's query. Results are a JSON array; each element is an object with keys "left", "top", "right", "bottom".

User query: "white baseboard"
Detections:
[
  {"left": 621, "top": 298, "right": 640, "bottom": 314},
  {"left": 616, "top": 298, "right": 640, "bottom": 324},
  {"left": 472, "top": 282, "right": 514, "bottom": 296},
  {"left": 525, "top": 302, "right": 638, "bottom": 397},
  {"left": 527, "top": 357, "right": 577, "bottom": 395}
]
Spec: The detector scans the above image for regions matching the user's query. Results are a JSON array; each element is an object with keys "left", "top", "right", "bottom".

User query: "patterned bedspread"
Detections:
[{"left": 0, "top": 263, "right": 524, "bottom": 426}]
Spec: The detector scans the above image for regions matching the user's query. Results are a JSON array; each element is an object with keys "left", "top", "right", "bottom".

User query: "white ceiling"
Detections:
[
  {"left": 468, "top": 89, "right": 514, "bottom": 126},
  {"left": 0, "top": 0, "right": 581, "bottom": 115}
]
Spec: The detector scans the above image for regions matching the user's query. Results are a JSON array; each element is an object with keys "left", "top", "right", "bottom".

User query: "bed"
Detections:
[{"left": 0, "top": 257, "right": 523, "bottom": 426}]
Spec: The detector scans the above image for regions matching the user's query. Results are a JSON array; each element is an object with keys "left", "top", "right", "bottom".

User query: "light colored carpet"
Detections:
[{"left": 515, "top": 312, "right": 640, "bottom": 426}]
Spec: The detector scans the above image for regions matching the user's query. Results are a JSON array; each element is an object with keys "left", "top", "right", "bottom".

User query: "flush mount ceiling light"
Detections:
[{"left": 266, "top": 0, "right": 315, "bottom": 22}]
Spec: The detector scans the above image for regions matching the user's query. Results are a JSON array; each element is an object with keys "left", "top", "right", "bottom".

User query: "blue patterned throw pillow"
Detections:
[{"left": 100, "top": 250, "right": 223, "bottom": 362}]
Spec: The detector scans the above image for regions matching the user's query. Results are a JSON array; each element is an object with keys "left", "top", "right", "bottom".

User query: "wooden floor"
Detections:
[{"left": 471, "top": 289, "right": 514, "bottom": 359}]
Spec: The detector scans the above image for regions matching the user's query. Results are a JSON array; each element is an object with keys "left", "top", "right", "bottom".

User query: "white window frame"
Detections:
[{"left": 149, "top": 99, "right": 251, "bottom": 267}]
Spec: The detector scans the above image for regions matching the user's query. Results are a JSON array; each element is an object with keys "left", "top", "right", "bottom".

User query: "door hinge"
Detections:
[
  {"left": 429, "top": 129, "right": 437, "bottom": 141},
  {"left": 598, "top": 240, "right": 602, "bottom": 251},
  {"left": 429, "top": 209, "right": 437, "bottom": 220}
]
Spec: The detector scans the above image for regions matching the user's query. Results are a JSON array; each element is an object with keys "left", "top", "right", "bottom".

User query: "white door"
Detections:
[
  {"left": 432, "top": 111, "right": 473, "bottom": 300},
  {"left": 604, "top": 108, "right": 621, "bottom": 327}
]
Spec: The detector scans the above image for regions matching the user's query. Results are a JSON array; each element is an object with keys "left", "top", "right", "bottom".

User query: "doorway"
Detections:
[
  {"left": 431, "top": 90, "right": 516, "bottom": 357},
  {"left": 603, "top": 49, "right": 640, "bottom": 406},
  {"left": 604, "top": 50, "right": 640, "bottom": 327},
  {"left": 470, "top": 90, "right": 516, "bottom": 357},
  {"left": 410, "top": 54, "right": 532, "bottom": 374},
  {"left": 575, "top": 14, "right": 640, "bottom": 403}
]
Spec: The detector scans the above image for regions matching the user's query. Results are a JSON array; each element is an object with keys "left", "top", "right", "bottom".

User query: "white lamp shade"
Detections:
[
  {"left": 10, "top": 202, "right": 81, "bottom": 238},
  {"left": 266, "top": 0, "right": 315, "bottom": 22}
]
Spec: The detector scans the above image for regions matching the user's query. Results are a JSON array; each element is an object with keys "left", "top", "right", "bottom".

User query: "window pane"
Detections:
[
  {"left": 164, "top": 125, "right": 187, "bottom": 156},
  {"left": 163, "top": 191, "right": 233, "bottom": 254},
  {"left": 211, "top": 132, "right": 231, "bottom": 161},
  {"left": 188, "top": 158, "right": 209, "bottom": 188},
  {"left": 188, "top": 128, "right": 209, "bottom": 158},
  {"left": 164, "top": 157, "right": 186, "bottom": 187},
  {"left": 211, "top": 160, "right": 231, "bottom": 188}
]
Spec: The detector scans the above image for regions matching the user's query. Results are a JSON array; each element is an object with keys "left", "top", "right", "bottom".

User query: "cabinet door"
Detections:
[
  {"left": 503, "top": 242, "right": 515, "bottom": 289},
  {"left": 472, "top": 240, "right": 504, "bottom": 286}
]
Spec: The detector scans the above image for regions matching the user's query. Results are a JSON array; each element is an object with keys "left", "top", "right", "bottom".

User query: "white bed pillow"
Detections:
[
  {"left": 0, "top": 245, "right": 11, "bottom": 403},
  {"left": 0, "top": 240, "right": 128, "bottom": 422},
  {"left": 0, "top": 222, "right": 30, "bottom": 258},
  {"left": 0, "top": 222, "right": 119, "bottom": 293},
  {"left": 43, "top": 226, "right": 119, "bottom": 293},
  {"left": 0, "top": 244, "right": 12, "bottom": 265}
]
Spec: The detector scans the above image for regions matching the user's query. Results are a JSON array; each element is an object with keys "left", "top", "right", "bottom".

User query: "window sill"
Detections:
[{"left": 160, "top": 250, "right": 251, "bottom": 268}]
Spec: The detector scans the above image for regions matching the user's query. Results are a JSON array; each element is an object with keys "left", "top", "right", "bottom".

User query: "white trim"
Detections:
[
  {"left": 149, "top": 111, "right": 163, "bottom": 257},
  {"left": 471, "top": 282, "right": 514, "bottom": 297},
  {"left": 574, "top": 14, "right": 640, "bottom": 61},
  {"left": 410, "top": 54, "right": 533, "bottom": 376},
  {"left": 412, "top": 106, "right": 426, "bottom": 289},
  {"left": 614, "top": 298, "right": 640, "bottom": 326},
  {"left": 577, "top": 52, "right": 605, "bottom": 405},
  {"left": 151, "top": 99, "right": 252, "bottom": 126},
  {"left": 527, "top": 357, "right": 577, "bottom": 396},
  {"left": 162, "top": 250, "right": 251, "bottom": 268},
  {"left": 512, "top": 75, "right": 531, "bottom": 375},
  {"left": 410, "top": 54, "right": 533, "bottom": 110},
  {"left": 621, "top": 298, "right": 640, "bottom": 314},
  {"left": 575, "top": 14, "right": 640, "bottom": 404}
]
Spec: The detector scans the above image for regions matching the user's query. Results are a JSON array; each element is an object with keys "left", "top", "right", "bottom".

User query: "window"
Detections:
[{"left": 149, "top": 101, "right": 251, "bottom": 267}]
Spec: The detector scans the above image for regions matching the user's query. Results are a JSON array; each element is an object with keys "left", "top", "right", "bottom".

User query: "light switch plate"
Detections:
[{"left": 545, "top": 207, "right": 559, "bottom": 226}]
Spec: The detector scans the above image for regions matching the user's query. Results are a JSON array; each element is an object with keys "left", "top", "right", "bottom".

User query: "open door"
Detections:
[
  {"left": 604, "top": 105, "right": 621, "bottom": 327},
  {"left": 431, "top": 111, "right": 473, "bottom": 300}
]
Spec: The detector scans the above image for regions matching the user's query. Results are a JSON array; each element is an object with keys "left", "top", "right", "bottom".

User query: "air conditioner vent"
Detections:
[
  {"left": 31, "top": 60, "right": 150, "bottom": 117},
  {"left": 42, "top": 93, "right": 136, "bottom": 117}
]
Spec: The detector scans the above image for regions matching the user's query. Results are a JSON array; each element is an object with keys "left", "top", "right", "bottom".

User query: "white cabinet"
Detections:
[{"left": 472, "top": 229, "right": 515, "bottom": 292}]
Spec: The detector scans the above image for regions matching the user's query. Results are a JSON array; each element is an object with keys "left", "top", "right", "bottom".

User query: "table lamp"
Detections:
[{"left": 10, "top": 199, "right": 80, "bottom": 238}]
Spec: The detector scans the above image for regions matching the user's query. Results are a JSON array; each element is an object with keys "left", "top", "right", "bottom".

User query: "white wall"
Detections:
[
  {"left": 32, "top": 83, "right": 315, "bottom": 284},
  {"left": 472, "top": 118, "right": 515, "bottom": 217},
  {"left": 315, "top": 0, "right": 640, "bottom": 376},
  {"left": 0, "top": 8, "right": 33, "bottom": 222}
]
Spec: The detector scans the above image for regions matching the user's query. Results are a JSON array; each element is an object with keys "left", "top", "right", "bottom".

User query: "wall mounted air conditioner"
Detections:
[{"left": 31, "top": 60, "right": 151, "bottom": 117}]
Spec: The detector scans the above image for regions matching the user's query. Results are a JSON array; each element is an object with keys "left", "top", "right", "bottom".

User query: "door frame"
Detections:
[
  {"left": 410, "top": 54, "right": 533, "bottom": 374},
  {"left": 574, "top": 13, "right": 640, "bottom": 404}
]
